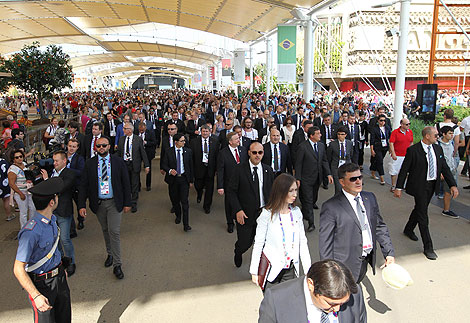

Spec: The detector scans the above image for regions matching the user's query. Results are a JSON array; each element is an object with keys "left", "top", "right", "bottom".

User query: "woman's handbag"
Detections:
[{"left": 257, "top": 252, "right": 271, "bottom": 291}]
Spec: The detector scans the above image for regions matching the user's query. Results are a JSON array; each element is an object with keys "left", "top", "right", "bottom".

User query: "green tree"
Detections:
[{"left": 0, "top": 42, "right": 73, "bottom": 118}]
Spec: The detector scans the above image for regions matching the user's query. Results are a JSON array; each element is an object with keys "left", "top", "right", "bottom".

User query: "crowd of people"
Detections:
[{"left": 5, "top": 87, "right": 466, "bottom": 323}]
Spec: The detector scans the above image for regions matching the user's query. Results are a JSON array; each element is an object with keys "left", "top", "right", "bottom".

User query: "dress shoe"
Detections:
[
  {"left": 204, "top": 207, "right": 210, "bottom": 214},
  {"left": 234, "top": 253, "right": 242, "bottom": 267},
  {"left": 463, "top": 185, "right": 470, "bottom": 189},
  {"left": 104, "top": 255, "right": 113, "bottom": 267},
  {"left": 175, "top": 217, "right": 181, "bottom": 224},
  {"left": 70, "top": 231, "right": 77, "bottom": 239},
  {"left": 66, "top": 263, "right": 76, "bottom": 277},
  {"left": 307, "top": 222, "right": 315, "bottom": 232},
  {"left": 197, "top": 198, "right": 201, "bottom": 203},
  {"left": 146, "top": 187, "right": 151, "bottom": 191},
  {"left": 424, "top": 250, "right": 438, "bottom": 260},
  {"left": 170, "top": 207, "right": 175, "bottom": 213},
  {"left": 131, "top": 206, "right": 137, "bottom": 213},
  {"left": 403, "top": 230, "right": 419, "bottom": 241},
  {"left": 313, "top": 204, "right": 318, "bottom": 210},
  {"left": 113, "top": 266, "right": 124, "bottom": 279},
  {"left": 77, "top": 221, "right": 84, "bottom": 230},
  {"left": 184, "top": 226, "right": 192, "bottom": 232},
  {"left": 227, "top": 223, "right": 234, "bottom": 233}
]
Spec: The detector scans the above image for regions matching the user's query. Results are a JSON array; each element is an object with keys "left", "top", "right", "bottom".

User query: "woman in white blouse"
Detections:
[{"left": 250, "top": 174, "right": 311, "bottom": 290}]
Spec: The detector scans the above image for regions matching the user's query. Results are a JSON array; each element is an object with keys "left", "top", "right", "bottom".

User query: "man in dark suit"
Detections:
[
  {"left": 233, "top": 125, "right": 252, "bottom": 149},
  {"left": 191, "top": 125, "right": 219, "bottom": 213},
  {"left": 335, "top": 111, "right": 349, "bottom": 127},
  {"left": 259, "top": 260, "right": 366, "bottom": 323},
  {"left": 83, "top": 122, "right": 103, "bottom": 160},
  {"left": 217, "top": 132, "right": 248, "bottom": 233},
  {"left": 272, "top": 106, "right": 286, "bottom": 129},
  {"left": 160, "top": 124, "right": 178, "bottom": 174},
  {"left": 137, "top": 122, "right": 156, "bottom": 191},
  {"left": 64, "top": 121, "right": 85, "bottom": 157},
  {"left": 262, "top": 129, "right": 292, "bottom": 177},
  {"left": 117, "top": 122, "right": 150, "bottom": 213},
  {"left": 42, "top": 150, "right": 77, "bottom": 276},
  {"left": 103, "top": 112, "right": 120, "bottom": 154},
  {"left": 78, "top": 137, "right": 131, "bottom": 279},
  {"left": 327, "top": 127, "right": 353, "bottom": 195},
  {"left": 295, "top": 126, "right": 333, "bottom": 232},
  {"left": 134, "top": 112, "right": 153, "bottom": 134},
  {"left": 66, "top": 138, "right": 85, "bottom": 234},
  {"left": 229, "top": 142, "right": 274, "bottom": 267},
  {"left": 320, "top": 163, "right": 395, "bottom": 283},
  {"left": 218, "top": 119, "right": 234, "bottom": 149},
  {"left": 161, "top": 133, "right": 194, "bottom": 232},
  {"left": 291, "top": 120, "right": 313, "bottom": 168},
  {"left": 163, "top": 110, "right": 185, "bottom": 134},
  {"left": 218, "top": 102, "right": 234, "bottom": 121},
  {"left": 395, "top": 126, "right": 458, "bottom": 260},
  {"left": 185, "top": 110, "right": 206, "bottom": 141},
  {"left": 148, "top": 106, "right": 163, "bottom": 148},
  {"left": 255, "top": 109, "right": 270, "bottom": 133},
  {"left": 319, "top": 113, "right": 336, "bottom": 147},
  {"left": 346, "top": 114, "right": 360, "bottom": 164},
  {"left": 290, "top": 107, "right": 305, "bottom": 130},
  {"left": 357, "top": 112, "right": 369, "bottom": 169}
]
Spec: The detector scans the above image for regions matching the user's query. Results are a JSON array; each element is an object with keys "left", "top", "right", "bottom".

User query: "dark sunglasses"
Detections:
[
  {"left": 14, "top": 155, "right": 23, "bottom": 159},
  {"left": 403, "top": 123, "right": 410, "bottom": 126},
  {"left": 379, "top": 119, "right": 386, "bottom": 122},
  {"left": 168, "top": 128, "right": 177, "bottom": 130},
  {"left": 96, "top": 144, "right": 108, "bottom": 148},
  {"left": 348, "top": 175, "right": 363, "bottom": 182},
  {"left": 250, "top": 150, "right": 264, "bottom": 155}
]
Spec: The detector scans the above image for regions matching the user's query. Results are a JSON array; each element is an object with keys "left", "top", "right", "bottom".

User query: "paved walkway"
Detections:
[{"left": 0, "top": 151, "right": 469, "bottom": 322}]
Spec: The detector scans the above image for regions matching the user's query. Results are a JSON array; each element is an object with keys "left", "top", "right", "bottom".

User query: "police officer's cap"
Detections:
[{"left": 28, "top": 177, "right": 64, "bottom": 196}]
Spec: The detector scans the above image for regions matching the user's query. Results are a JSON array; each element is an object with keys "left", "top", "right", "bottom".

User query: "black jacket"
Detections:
[
  {"left": 262, "top": 142, "right": 292, "bottom": 174},
  {"left": 295, "top": 140, "right": 331, "bottom": 184},
  {"left": 117, "top": 135, "right": 150, "bottom": 172},
  {"left": 191, "top": 136, "right": 219, "bottom": 179},
  {"left": 216, "top": 146, "right": 248, "bottom": 189},
  {"left": 53, "top": 168, "right": 76, "bottom": 218},
  {"left": 161, "top": 146, "right": 194, "bottom": 184}
]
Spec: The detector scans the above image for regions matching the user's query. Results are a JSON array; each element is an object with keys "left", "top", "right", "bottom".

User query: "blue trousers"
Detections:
[{"left": 56, "top": 216, "right": 75, "bottom": 264}]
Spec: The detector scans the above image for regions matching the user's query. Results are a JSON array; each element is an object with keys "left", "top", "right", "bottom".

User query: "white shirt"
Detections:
[
  {"left": 51, "top": 166, "right": 65, "bottom": 177},
  {"left": 91, "top": 134, "right": 101, "bottom": 158},
  {"left": 270, "top": 142, "right": 281, "bottom": 171},
  {"left": 460, "top": 116, "right": 470, "bottom": 136},
  {"left": 303, "top": 278, "right": 337, "bottom": 323},
  {"left": 124, "top": 135, "right": 132, "bottom": 161},
  {"left": 421, "top": 141, "right": 437, "bottom": 181},
  {"left": 242, "top": 128, "right": 258, "bottom": 141},
  {"left": 175, "top": 147, "right": 185, "bottom": 174},
  {"left": 201, "top": 137, "right": 210, "bottom": 163},
  {"left": 229, "top": 145, "right": 240, "bottom": 163},
  {"left": 249, "top": 160, "right": 264, "bottom": 207},
  {"left": 109, "top": 120, "right": 116, "bottom": 137}
]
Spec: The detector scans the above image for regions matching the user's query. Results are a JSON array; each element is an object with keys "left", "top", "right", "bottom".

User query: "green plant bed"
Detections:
[
  {"left": 409, "top": 118, "right": 432, "bottom": 144},
  {"left": 435, "top": 105, "right": 470, "bottom": 123}
]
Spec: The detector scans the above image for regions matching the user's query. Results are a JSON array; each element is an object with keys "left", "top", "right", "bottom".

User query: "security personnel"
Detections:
[{"left": 13, "top": 177, "right": 72, "bottom": 323}]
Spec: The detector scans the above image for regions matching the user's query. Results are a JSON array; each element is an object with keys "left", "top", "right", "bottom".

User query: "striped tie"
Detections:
[
  {"left": 102, "top": 158, "right": 108, "bottom": 182},
  {"left": 321, "top": 311, "right": 329, "bottom": 323},
  {"left": 427, "top": 146, "right": 434, "bottom": 179}
]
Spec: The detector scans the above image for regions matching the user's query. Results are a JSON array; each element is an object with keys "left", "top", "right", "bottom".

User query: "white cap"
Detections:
[{"left": 382, "top": 263, "right": 413, "bottom": 290}]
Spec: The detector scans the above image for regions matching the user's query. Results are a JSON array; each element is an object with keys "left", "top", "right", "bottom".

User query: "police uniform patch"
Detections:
[{"left": 24, "top": 220, "right": 36, "bottom": 230}]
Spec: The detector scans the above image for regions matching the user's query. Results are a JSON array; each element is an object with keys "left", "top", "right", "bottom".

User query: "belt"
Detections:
[
  {"left": 176, "top": 173, "right": 185, "bottom": 177},
  {"left": 29, "top": 263, "right": 64, "bottom": 282},
  {"left": 99, "top": 198, "right": 114, "bottom": 201}
]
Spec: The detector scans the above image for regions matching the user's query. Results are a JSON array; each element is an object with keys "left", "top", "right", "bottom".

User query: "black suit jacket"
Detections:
[
  {"left": 103, "top": 118, "right": 121, "bottom": 138},
  {"left": 160, "top": 135, "right": 174, "bottom": 170},
  {"left": 369, "top": 125, "right": 392, "bottom": 150},
  {"left": 191, "top": 136, "right": 219, "bottom": 178},
  {"left": 185, "top": 118, "right": 206, "bottom": 139},
  {"left": 139, "top": 130, "right": 157, "bottom": 160},
  {"left": 358, "top": 121, "right": 369, "bottom": 143},
  {"left": 290, "top": 114, "right": 304, "bottom": 130},
  {"left": 254, "top": 118, "right": 267, "bottom": 132},
  {"left": 217, "top": 146, "right": 248, "bottom": 189},
  {"left": 396, "top": 142, "right": 456, "bottom": 196},
  {"left": 161, "top": 146, "right": 194, "bottom": 184},
  {"left": 291, "top": 128, "right": 308, "bottom": 166},
  {"left": 68, "top": 153, "right": 85, "bottom": 187},
  {"left": 64, "top": 132, "right": 85, "bottom": 157},
  {"left": 294, "top": 140, "right": 331, "bottom": 184},
  {"left": 53, "top": 168, "right": 76, "bottom": 218},
  {"left": 273, "top": 114, "right": 285, "bottom": 129},
  {"left": 117, "top": 135, "right": 150, "bottom": 172},
  {"left": 163, "top": 119, "right": 185, "bottom": 135},
  {"left": 319, "top": 191, "right": 395, "bottom": 281},
  {"left": 228, "top": 162, "right": 274, "bottom": 224},
  {"left": 320, "top": 124, "right": 337, "bottom": 145},
  {"left": 327, "top": 140, "right": 353, "bottom": 170},
  {"left": 78, "top": 154, "right": 131, "bottom": 214},
  {"left": 83, "top": 134, "right": 102, "bottom": 160},
  {"left": 346, "top": 123, "right": 360, "bottom": 144},
  {"left": 262, "top": 142, "right": 292, "bottom": 174}
]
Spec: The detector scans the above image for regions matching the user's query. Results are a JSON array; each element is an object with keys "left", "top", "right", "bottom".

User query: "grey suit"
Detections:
[
  {"left": 327, "top": 140, "right": 353, "bottom": 194},
  {"left": 319, "top": 191, "right": 394, "bottom": 282},
  {"left": 259, "top": 276, "right": 366, "bottom": 323}
]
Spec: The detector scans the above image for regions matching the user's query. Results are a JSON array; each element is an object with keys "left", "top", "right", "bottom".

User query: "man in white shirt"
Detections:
[{"left": 258, "top": 259, "right": 366, "bottom": 323}]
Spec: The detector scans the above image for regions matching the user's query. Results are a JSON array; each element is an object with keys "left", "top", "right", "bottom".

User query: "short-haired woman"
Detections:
[{"left": 250, "top": 173, "right": 311, "bottom": 290}]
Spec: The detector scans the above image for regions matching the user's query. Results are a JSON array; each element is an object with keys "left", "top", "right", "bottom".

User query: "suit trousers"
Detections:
[
  {"left": 357, "top": 253, "right": 372, "bottom": 283},
  {"left": 169, "top": 176, "right": 190, "bottom": 227},
  {"left": 370, "top": 147, "right": 388, "bottom": 176},
  {"left": 331, "top": 168, "right": 342, "bottom": 195},
  {"left": 125, "top": 161, "right": 140, "bottom": 207},
  {"left": 358, "top": 140, "right": 366, "bottom": 166},
  {"left": 96, "top": 199, "right": 122, "bottom": 267},
  {"left": 404, "top": 181, "right": 436, "bottom": 251},
  {"left": 109, "top": 136, "right": 116, "bottom": 154},
  {"left": 351, "top": 144, "right": 359, "bottom": 164},
  {"left": 224, "top": 193, "right": 234, "bottom": 225},
  {"left": 29, "top": 270, "right": 71, "bottom": 323},
  {"left": 235, "top": 220, "right": 257, "bottom": 256},
  {"left": 299, "top": 179, "right": 320, "bottom": 224},
  {"left": 70, "top": 190, "right": 82, "bottom": 234},
  {"left": 194, "top": 167, "right": 214, "bottom": 209},
  {"left": 145, "top": 162, "right": 152, "bottom": 189}
]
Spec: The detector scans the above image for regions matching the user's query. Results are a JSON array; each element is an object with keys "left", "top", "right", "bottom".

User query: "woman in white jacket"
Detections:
[{"left": 250, "top": 173, "right": 311, "bottom": 290}]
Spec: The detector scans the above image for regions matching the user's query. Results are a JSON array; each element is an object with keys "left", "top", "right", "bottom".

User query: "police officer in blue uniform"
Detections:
[{"left": 13, "top": 177, "right": 72, "bottom": 323}]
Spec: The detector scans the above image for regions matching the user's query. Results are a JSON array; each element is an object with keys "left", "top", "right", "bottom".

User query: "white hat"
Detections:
[{"left": 382, "top": 263, "right": 413, "bottom": 290}]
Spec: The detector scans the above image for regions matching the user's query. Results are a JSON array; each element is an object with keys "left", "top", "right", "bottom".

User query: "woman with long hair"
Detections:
[{"left": 249, "top": 174, "right": 311, "bottom": 290}]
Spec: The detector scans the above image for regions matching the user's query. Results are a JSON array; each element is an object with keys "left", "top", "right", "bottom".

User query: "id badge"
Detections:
[
  {"left": 339, "top": 160, "right": 346, "bottom": 167},
  {"left": 362, "top": 226, "right": 373, "bottom": 252},
  {"left": 326, "top": 139, "right": 332, "bottom": 146},
  {"left": 202, "top": 152, "right": 209, "bottom": 163},
  {"left": 100, "top": 181, "right": 110, "bottom": 195},
  {"left": 381, "top": 139, "right": 387, "bottom": 147}
]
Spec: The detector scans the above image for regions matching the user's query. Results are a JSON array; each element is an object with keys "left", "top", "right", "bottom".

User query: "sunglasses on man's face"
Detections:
[
  {"left": 96, "top": 144, "right": 108, "bottom": 148},
  {"left": 250, "top": 150, "right": 264, "bottom": 155},
  {"left": 14, "top": 155, "right": 23, "bottom": 159},
  {"left": 379, "top": 119, "right": 386, "bottom": 122},
  {"left": 347, "top": 175, "right": 363, "bottom": 182}
]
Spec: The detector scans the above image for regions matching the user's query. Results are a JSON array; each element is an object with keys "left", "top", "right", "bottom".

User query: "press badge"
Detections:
[
  {"left": 100, "top": 181, "right": 110, "bottom": 195},
  {"left": 381, "top": 139, "right": 387, "bottom": 147},
  {"left": 202, "top": 152, "right": 209, "bottom": 163},
  {"left": 339, "top": 160, "right": 346, "bottom": 167},
  {"left": 362, "top": 225, "right": 373, "bottom": 253},
  {"left": 326, "top": 139, "right": 332, "bottom": 146}
]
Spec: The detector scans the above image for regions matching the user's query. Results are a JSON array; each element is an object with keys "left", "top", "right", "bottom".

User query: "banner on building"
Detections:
[
  {"left": 277, "top": 25, "right": 296, "bottom": 83},
  {"left": 234, "top": 51, "right": 245, "bottom": 84},
  {"left": 209, "top": 66, "right": 215, "bottom": 80},
  {"left": 222, "top": 58, "right": 231, "bottom": 77}
]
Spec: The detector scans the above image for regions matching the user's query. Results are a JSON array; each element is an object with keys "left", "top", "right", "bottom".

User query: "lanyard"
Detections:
[
  {"left": 97, "top": 156, "right": 111, "bottom": 182},
  {"left": 278, "top": 208, "right": 295, "bottom": 264}
]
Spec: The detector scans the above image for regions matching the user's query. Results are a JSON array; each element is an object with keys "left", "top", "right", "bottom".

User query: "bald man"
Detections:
[{"left": 389, "top": 118, "right": 413, "bottom": 191}]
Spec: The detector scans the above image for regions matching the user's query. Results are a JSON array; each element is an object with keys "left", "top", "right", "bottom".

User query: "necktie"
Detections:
[
  {"left": 92, "top": 136, "right": 97, "bottom": 156},
  {"left": 327, "top": 126, "right": 330, "bottom": 139},
  {"left": 204, "top": 139, "right": 208, "bottom": 154},
  {"left": 351, "top": 125, "right": 354, "bottom": 138},
  {"left": 427, "top": 146, "right": 435, "bottom": 179},
  {"left": 274, "top": 144, "right": 279, "bottom": 172},
  {"left": 314, "top": 143, "right": 318, "bottom": 156},
  {"left": 235, "top": 148, "right": 240, "bottom": 164},
  {"left": 253, "top": 166, "right": 260, "bottom": 205},
  {"left": 101, "top": 158, "right": 108, "bottom": 182},
  {"left": 320, "top": 311, "right": 329, "bottom": 323},
  {"left": 176, "top": 149, "right": 182, "bottom": 174},
  {"left": 125, "top": 136, "right": 130, "bottom": 159},
  {"left": 340, "top": 142, "right": 345, "bottom": 159},
  {"left": 354, "top": 196, "right": 366, "bottom": 230}
]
